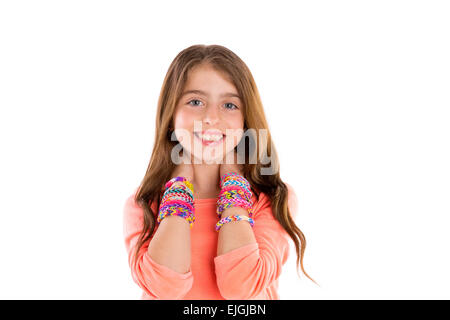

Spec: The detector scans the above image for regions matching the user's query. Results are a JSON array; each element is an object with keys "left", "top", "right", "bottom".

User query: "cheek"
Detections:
[
  {"left": 235, "top": 112, "right": 245, "bottom": 129},
  {"left": 174, "top": 109, "right": 196, "bottom": 130},
  {"left": 223, "top": 119, "right": 245, "bottom": 148},
  {"left": 225, "top": 111, "right": 244, "bottom": 128},
  {"left": 226, "top": 114, "right": 245, "bottom": 134}
]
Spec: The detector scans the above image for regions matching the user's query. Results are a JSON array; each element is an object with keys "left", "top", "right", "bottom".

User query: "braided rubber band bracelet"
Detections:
[
  {"left": 163, "top": 183, "right": 194, "bottom": 196},
  {"left": 158, "top": 177, "right": 195, "bottom": 228},
  {"left": 221, "top": 181, "right": 251, "bottom": 195},
  {"left": 160, "top": 198, "right": 195, "bottom": 213},
  {"left": 216, "top": 172, "right": 253, "bottom": 217},
  {"left": 219, "top": 185, "right": 252, "bottom": 202},
  {"left": 215, "top": 214, "right": 254, "bottom": 232},
  {"left": 220, "top": 173, "right": 252, "bottom": 199},
  {"left": 165, "top": 176, "right": 194, "bottom": 194},
  {"left": 158, "top": 201, "right": 195, "bottom": 227},
  {"left": 161, "top": 187, "right": 194, "bottom": 205},
  {"left": 220, "top": 172, "right": 250, "bottom": 188},
  {"left": 161, "top": 195, "right": 194, "bottom": 207},
  {"left": 158, "top": 205, "right": 196, "bottom": 228},
  {"left": 216, "top": 195, "right": 253, "bottom": 217},
  {"left": 217, "top": 173, "right": 253, "bottom": 217}
]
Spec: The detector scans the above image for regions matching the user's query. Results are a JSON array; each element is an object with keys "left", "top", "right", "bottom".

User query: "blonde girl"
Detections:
[{"left": 123, "top": 44, "right": 315, "bottom": 300}]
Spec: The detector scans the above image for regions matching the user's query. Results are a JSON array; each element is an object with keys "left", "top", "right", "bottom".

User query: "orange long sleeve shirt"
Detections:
[{"left": 123, "top": 183, "right": 298, "bottom": 300}]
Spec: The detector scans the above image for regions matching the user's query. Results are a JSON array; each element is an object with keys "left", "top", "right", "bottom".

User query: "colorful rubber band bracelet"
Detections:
[
  {"left": 164, "top": 176, "right": 194, "bottom": 192},
  {"left": 215, "top": 214, "right": 254, "bottom": 231}
]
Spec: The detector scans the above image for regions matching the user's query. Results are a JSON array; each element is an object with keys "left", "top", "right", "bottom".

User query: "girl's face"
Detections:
[{"left": 173, "top": 63, "right": 244, "bottom": 164}]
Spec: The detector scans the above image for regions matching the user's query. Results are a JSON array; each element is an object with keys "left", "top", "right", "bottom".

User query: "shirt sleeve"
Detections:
[
  {"left": 214, "top": 183, "right": 299, "bottom": 300},
  {"left": 123, "top": 189, "right": 194, "bottom": 299}
]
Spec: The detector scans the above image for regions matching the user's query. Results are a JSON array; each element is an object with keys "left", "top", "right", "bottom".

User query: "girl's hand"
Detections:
[{"left": 219, "top": 148, "right": 244, "bottom": 178}]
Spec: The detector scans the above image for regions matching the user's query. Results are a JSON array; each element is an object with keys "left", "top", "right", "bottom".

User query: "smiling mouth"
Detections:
[{"left": 194, "top": 132, "right": 225, "bottom": 146}]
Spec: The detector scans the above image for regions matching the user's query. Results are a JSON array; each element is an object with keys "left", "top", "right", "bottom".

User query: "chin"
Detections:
[{"left": 191, "top": 153, "right": 224, "bottom": 164}]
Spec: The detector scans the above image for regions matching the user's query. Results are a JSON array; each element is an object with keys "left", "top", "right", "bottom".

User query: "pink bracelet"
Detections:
[{"left": 219, "top": 185, "right": 252, "bottom": 202}]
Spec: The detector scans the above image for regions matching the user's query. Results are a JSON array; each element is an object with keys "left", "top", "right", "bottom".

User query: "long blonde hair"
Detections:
[{"left": 133, "top": 44, "right": 316, "bottom": 284}]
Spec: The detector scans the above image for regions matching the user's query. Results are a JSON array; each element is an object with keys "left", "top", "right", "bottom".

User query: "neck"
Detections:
[{"left": 192, "top": 163, "right": 221, "bottom": 199}]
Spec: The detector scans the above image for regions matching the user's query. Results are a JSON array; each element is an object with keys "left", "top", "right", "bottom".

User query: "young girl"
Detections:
[{"left": 123, "top": 44, "right": 315, "bottom": 300}]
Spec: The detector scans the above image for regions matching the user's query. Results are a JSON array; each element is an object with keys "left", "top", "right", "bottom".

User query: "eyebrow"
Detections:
[{"left": 181, "top": 89, "right": 242, "bottom": 100}]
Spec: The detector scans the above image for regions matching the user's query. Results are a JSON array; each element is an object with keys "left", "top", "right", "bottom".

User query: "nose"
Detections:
[{"left": 203, "top": 104, "right": 220, "bottom": 126}]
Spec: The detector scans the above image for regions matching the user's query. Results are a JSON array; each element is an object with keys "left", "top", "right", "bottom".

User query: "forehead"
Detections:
[{"left": 184, "top": 64, "right": 239, "bottom": 96}]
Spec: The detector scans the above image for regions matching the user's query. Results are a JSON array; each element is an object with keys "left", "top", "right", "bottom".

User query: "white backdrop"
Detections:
[{"left": 0, "top": 0, "right": 449, "bottom": 299}]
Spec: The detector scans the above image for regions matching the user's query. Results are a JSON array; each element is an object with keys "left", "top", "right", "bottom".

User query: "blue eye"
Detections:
[
  {"left": 187, "top": 99, "right": 238, "bottom": 110},
  {"left": 188, "top": 99, "right": 203, "bottom": 107},
  {"left": 224, "top": 103, "right": 238, "bottom": 110}
]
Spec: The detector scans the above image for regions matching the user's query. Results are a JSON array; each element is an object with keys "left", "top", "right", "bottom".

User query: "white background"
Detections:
[{"left": 0, "top": 1, "right": 449, "bottom": 299}]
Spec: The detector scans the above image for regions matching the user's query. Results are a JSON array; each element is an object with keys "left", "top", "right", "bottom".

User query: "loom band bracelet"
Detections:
[
  {"left": 221, "top": 172, "right": 247, "bottom": 182},
  {"left": 219, "top": 182, "right": 251, "bottom": 195},
  {"left": 162, "top": 188, "right": 194, "bottom": 201},
  {"left": 162, "top": 191, "right": 194, "bottom": 205},
  {"left": 158, "top": 206, "right": 193, "bottom": 220},
  {"left": 216, "top": 202, "right": 252, "bottom": 217},
  {"left": 221, "top": 182, "right": 251, "bottom": 197},
  {"left": 217, "top": 195, "right": 251, "bottom": 210},
  {"left": 158, "top": 209, "right": 191, "bottom": 223},
  {"left": 219, "top": 191, "right": 247, "bottom": 201},
  {"left": 164, "top": 183, "right": 193, "bottom": 192},
  {"left": 219, "top": 172, "right": 235, "bottom": 186},
  {"left": 217, "top": 195, "right": 252, "bottom": 210},
  {"left": 217, "top": 198, "right": 253, "bottom": 215},
  {"left": 162, "top": 186, "right": 194, "bottom": 202},
  {"left": 162, "top": 207, "right": 195, "bottom": 224},
  {"left": 215, "top": 215, "right": 255, "bottom": 232},
  {"left": 217, "top": 192, "right": 253, "bottom": 208},
  {"left": 217, "top": 200, "right": 253, "bottom": 217},
  {"left": 220, "top": 173, "right": 251, "bottom": 187},
  {"left": 158, "top": 203, "right": 195, "bottom": 223},
  {"left": 161, "top": 195, "right": 194, "bottom": 207},
  {"left": 163, "top": 185, "right": 193, "bottom": 195},
  {"left": 220, "top": 178, "right": 251, "bottom": 191},
  {"left": 160, "top": 198, "right": 194, "bottom": 208},
  {"left": 218, "top": 185, "right": 252, "bottom": 202},
  {"left": 163, "top": 193, "right": 194, "bottom": 206},
  {"left": 219, "top": 172, "right": 248, "bottom": 186},
  {"left": 158, "top": 209, "right": 193, "bottom": 224},
  {"left": 216, "top": 199, "right": 253, "bottom": 217},
  {"left": 218, "top": 187, "right": 252, "bottom": 203},
  {"left": 163, "top": 184, "right": 194, "bottom": 199},
  {"left": 159, "top": 206, "right": 196, "bottom": 223},
  {"left": 161, "top": 189, "right": 194, "bottom": 203},
  {"left": 221, "top": 177, "right": 251, "bottom": 189},
  {"left": 159, "top": 206, "right": 195, "bottom": 217},
  {"left": 158, "top": 209, "right": 195, "bottom": 228},
  {"left": 161, "top": 194, "right": 194, "bottom": 206},
  {"left": 164, "top": 176, "right": 191, "bottom": 189},
  {"left": 217, "top": 200, "right": 254, "bottom": 218},
  {"left": 219, "top": 192, "right": 254, "bottom": 204},
  {"left": 159, "top": 199, "right": 195, "bottom": 215},
  {"left": 164, "top": 177, "right": 194, "bottom": 194}
]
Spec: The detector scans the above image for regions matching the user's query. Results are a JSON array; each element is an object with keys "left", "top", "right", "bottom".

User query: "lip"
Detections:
[
  {"left": 194, "top": 132, "right": 224, "bottom": 147},
  {"left": 196, "top": 130, "right": 225, "bottom": 136}
]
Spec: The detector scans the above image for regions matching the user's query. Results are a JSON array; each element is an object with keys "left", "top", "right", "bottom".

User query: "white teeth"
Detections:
[{"left": 196, "top": 133, "right": 223, "bottom": 141}]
